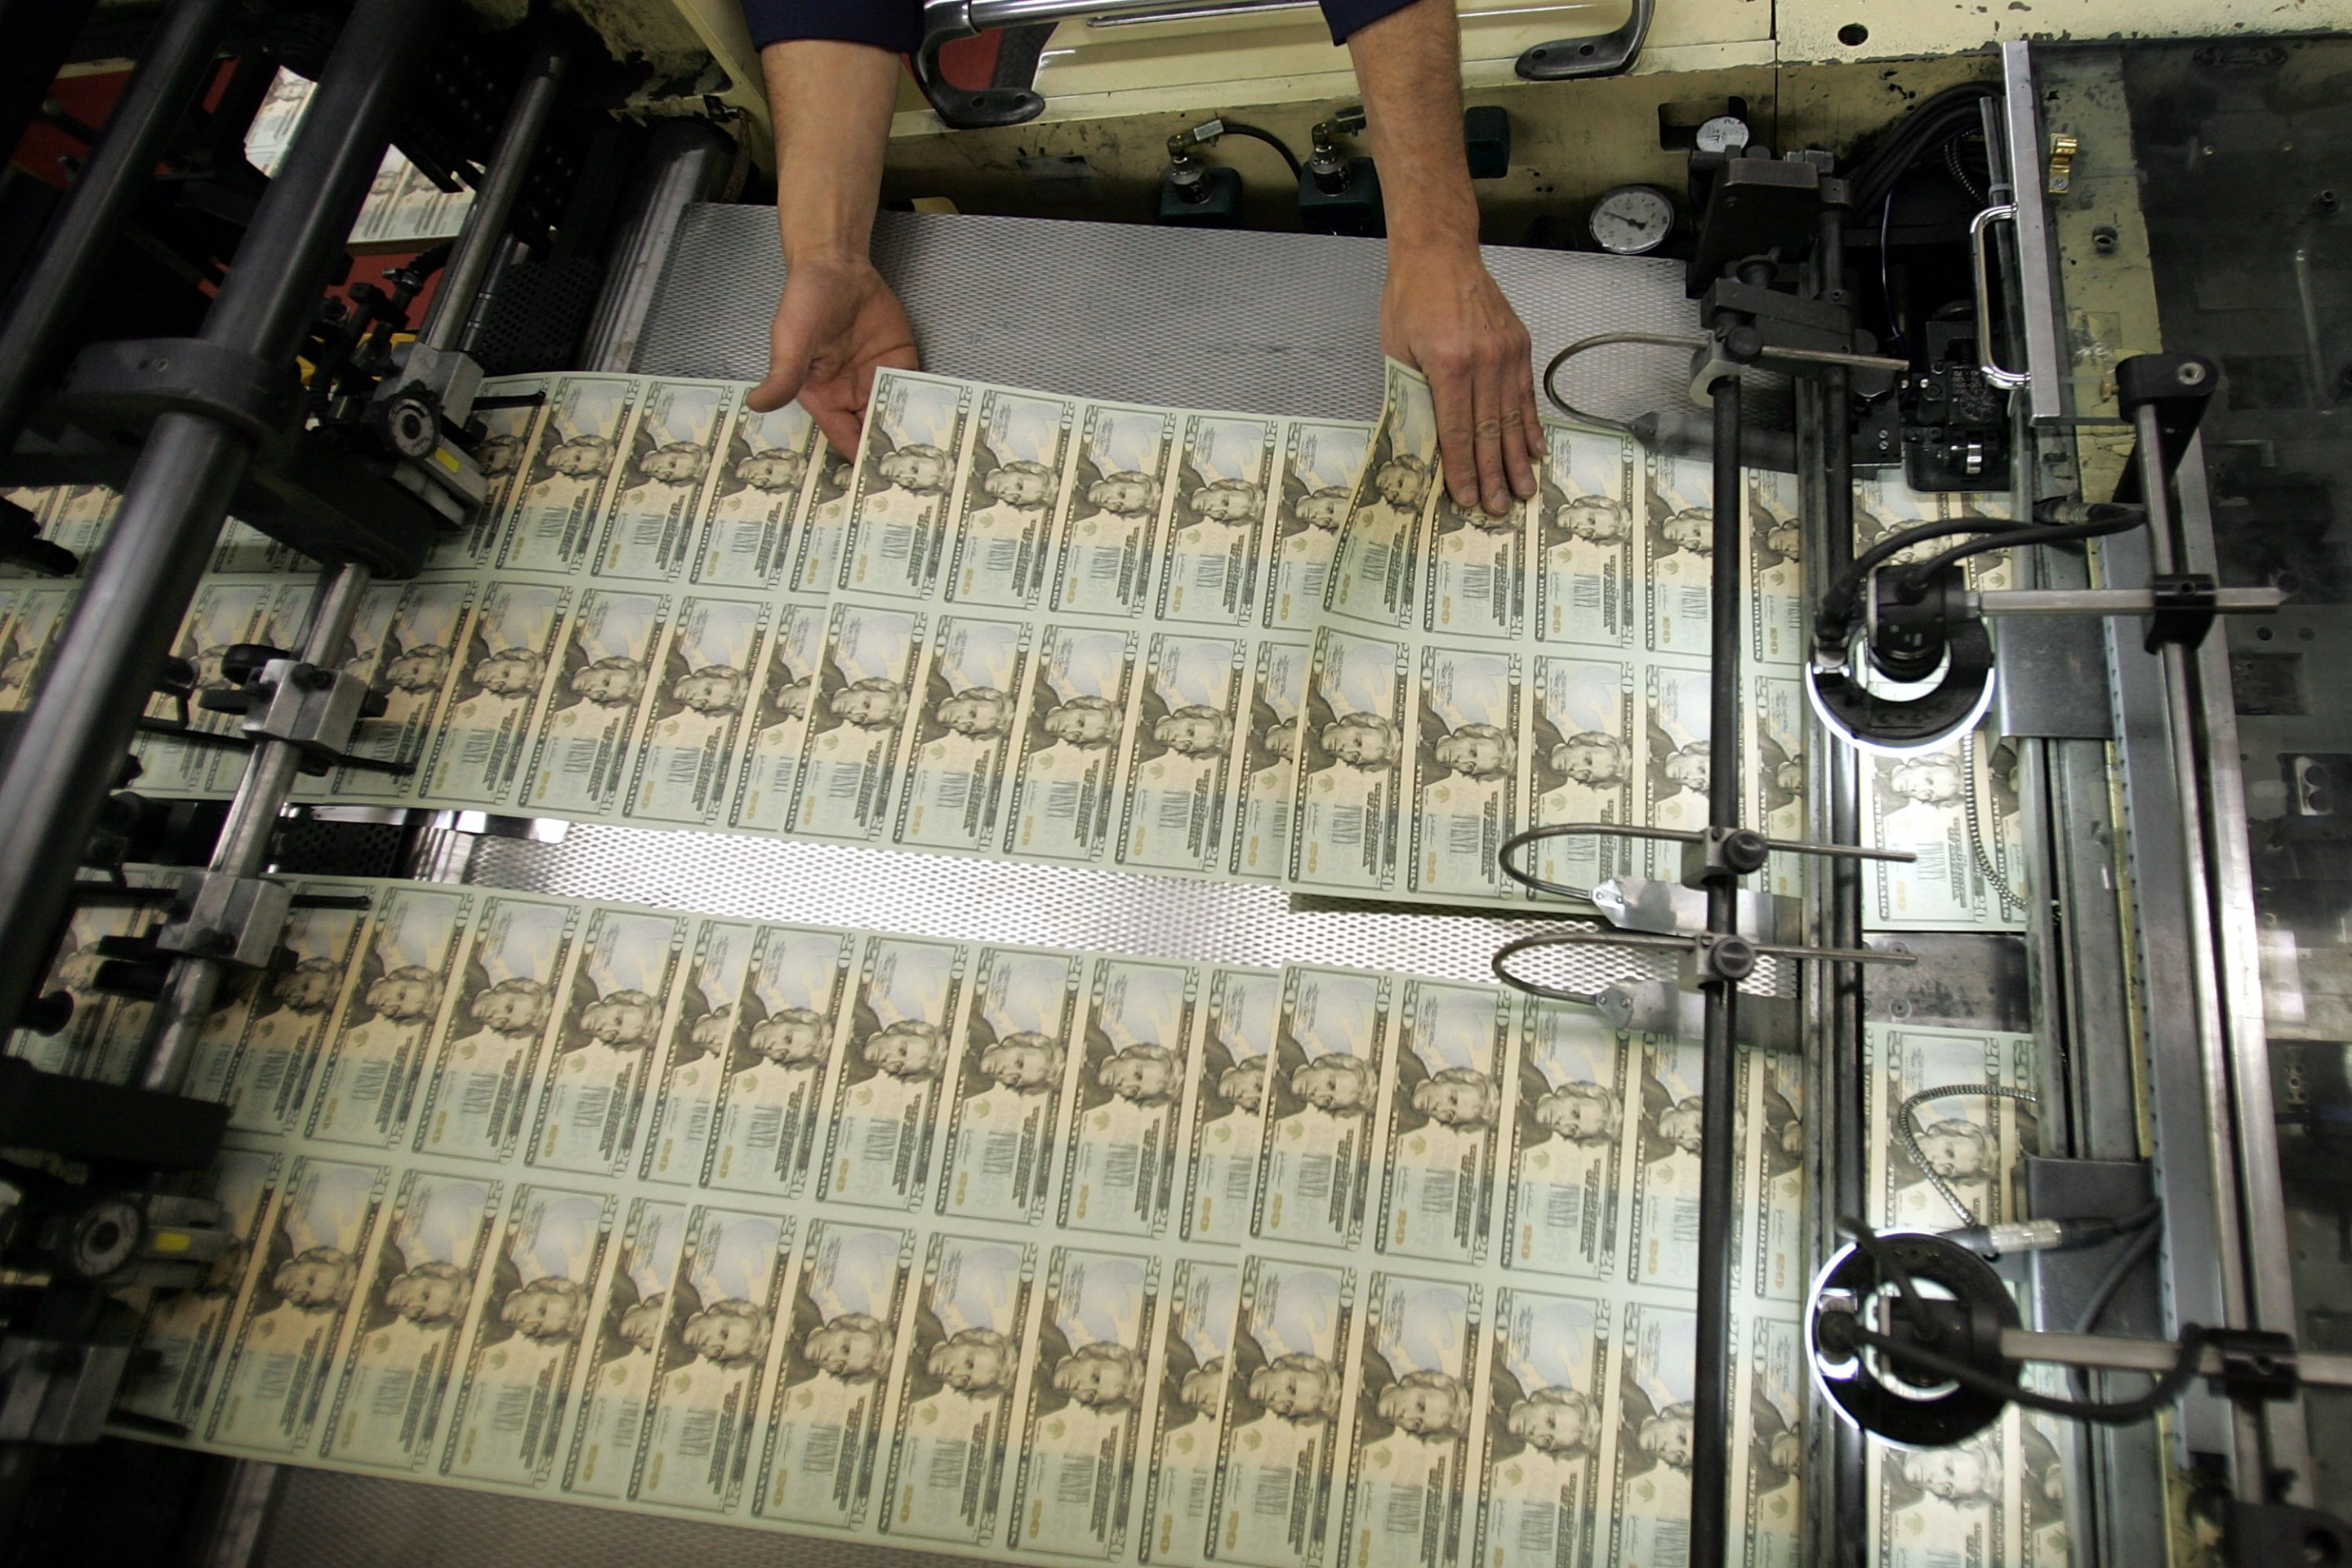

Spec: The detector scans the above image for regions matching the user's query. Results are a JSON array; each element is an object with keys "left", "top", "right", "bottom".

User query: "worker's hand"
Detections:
[
  {"left": 746, "top": 256, "right": 920, "bottom": 456},
  {"left": 1381, "top": 240, "right": 1543, "bottom": 516}
]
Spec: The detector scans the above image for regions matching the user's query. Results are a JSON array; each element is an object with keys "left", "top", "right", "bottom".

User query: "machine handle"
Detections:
[
  {"left": 1969, "top": 203, "right": 2032, "bottom": 391},
  {"left": 1516, "top": 0, "right": 1653, "bottom": 80},
  {"left": 915, "top": 0, "right": 1655, "bottom": 129},
  {"left": 916, "top": 0, "right": 1314, "bottom": 128}
]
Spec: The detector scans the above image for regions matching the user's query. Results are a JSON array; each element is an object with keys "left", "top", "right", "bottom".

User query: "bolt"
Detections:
[
  {"left": 1708, "top": 934, "right": 1757, "bottom": 982},
  {"left": 2177, "top": 360, "right": 2207, "bottom": 386}
]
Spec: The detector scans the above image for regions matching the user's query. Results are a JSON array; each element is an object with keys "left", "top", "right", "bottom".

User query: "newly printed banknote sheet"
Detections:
[
  {"left": 0, "top": 877, "right": 2050, "bottom": 1567},
  {"left": 0, "top": 363, "right": 2024, "bottom": 929}
]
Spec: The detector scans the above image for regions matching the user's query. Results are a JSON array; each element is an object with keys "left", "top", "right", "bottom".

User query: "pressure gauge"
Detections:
[
  {"left": 1588, "top": 184, "right": 1675, "bottom": 256},
  {"left": 1695, "top": 114, "right": 1751, "bottom": 155}
]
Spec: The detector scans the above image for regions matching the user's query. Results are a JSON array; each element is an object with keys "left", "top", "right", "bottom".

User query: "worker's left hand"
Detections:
[
  {"left": 746, "top": 255, "right": 920, "bottom": 456},
  {"left": 1381, "top": 240, "right": 1543, "bottom": 516}
]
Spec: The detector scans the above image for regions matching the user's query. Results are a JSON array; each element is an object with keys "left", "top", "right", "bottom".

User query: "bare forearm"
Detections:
[
  {"left": 1346, "top": 0, "right": 1479, "bottom": 258},
  {"left": 761, "top": 38, "right": 900, "bottom": 267},
  {"left": 1346, "top": 0, "right": 1537, "bottom": 512}
]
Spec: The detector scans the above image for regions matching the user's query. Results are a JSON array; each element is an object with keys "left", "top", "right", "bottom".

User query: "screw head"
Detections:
[
  {"left": 1708, "top": 934, "right": 1757, "bottom": 982},
  {"left": 2177, "top": 360, "right": 2208, "bottom": 386}
]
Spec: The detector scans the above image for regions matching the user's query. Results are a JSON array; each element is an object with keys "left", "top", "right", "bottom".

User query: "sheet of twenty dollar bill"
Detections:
[
  {"left": 0, "top": 866, "right": 2045, "bottom": 1566},
  {"left": 1, "top": 362, "right": 2021, "bottom": 929}
]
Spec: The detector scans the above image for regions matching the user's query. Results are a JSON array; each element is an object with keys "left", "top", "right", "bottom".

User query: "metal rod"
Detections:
[
  {"left": 2135, "top": 400, "right": 2265, "bottom": 1499},
  {"left": 2293, "top": 246, "right": 2329, "bottom": 412},
  {"left": 1688, "top": 372, "right": 1744, "bottom": 1568},
  {"left": 1816, "top": 310, "right": 1870, "bottom": 1568},
  {"left": 1971, "top": 586, "right": 2284, "bottom": 617},
  {"left": 2176, "top": 444, "right": 2318, "bottom": 1503},
  {"left": 0, "top": 0, "right": 241, "bottom": 454},
  {"left": 1998, "top": 1328, "right": 2352, "bottom": 1391},
  {"left": 1089, "top": 0, "right": 1314, "bottom": 24},
  {"left": 0, "top": 0, "right": 437, "bottom": 1040},
  {"left": 416, "top": 38, "right": 567, "bottom": 353},
  {"left": 137, "top": 563, "right": 371, "bottom": 1095}
]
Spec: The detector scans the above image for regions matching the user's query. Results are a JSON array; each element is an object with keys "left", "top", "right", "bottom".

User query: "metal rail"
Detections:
[
  {"left": 136, "top": 564, "right": 371, "bottom": 1094},
  {"left": 0, "top": 0, "right": 438, "bottom": 1036},
  {"left": 416, "top": 38, "right": 568, "bottom": 354},
  {"left": 1686, "top": 373, "right": 1744, "bottom": 1568}
]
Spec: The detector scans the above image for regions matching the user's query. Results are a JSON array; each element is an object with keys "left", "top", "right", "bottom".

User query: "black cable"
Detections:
[
  {"left": 1892, "top": 502, "right": 2148, "bottom": 592},
  {"left": 1841, "top": 1320, "right": 2209, "bottom": 1426},
  {"left": 2073, "top": 1214, "right": 2163, "bottom": 1336},
  {"left": 1213, "top": 120, "right": 1301, "bottom": 180},
  {"left": 1814, "top": 514, "right": 2029, "bottom": 651},
  {"left": 1846, "top": 85, "right": 1998, "bottom": 212},
  {"left": 1943, "top": 135, "right": 1989, "bottom": 204}
]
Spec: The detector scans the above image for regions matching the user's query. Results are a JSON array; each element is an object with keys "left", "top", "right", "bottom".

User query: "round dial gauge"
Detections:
[
  {"left": 1695, "top": 114, "right": 1751, "bottom": 155},
  {"left": 1588, "top": 185, "right": 1675, "bottom": 256}
]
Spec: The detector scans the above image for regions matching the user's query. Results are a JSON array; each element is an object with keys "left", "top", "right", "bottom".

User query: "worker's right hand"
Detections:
[{"left": 746, "top": 256, "right": 919, "bottom": 456}]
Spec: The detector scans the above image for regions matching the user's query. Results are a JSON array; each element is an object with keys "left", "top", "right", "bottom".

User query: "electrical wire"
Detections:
[
  {"left": 1878, "top": 178, "right": 1903, "bottom": 355},
  {"left": 1815, "top": 514, "right": 2028, "bottom": 650},
  {"left": 2074, "top": 1214, "right": 2163, "bottom": 1335},
  {"left": 1211, "top": 120, "right": 1302, "bottom": 179},
  {"left": 1892, "top": 502, "right": 2148, "bottom": 593},
  {"left": 1895, "top": 1081, "right": 2042, "bottom": 1227},
  {"left": 1944, "top": 135, "right": 1988, "bottom": 205},
  {"left": 1958, "top": 731, "right": 2026, "bottom": 917},
  {"left": 2065, "top": 1213, "right": 2165, "bottom": 1401},
  {"left": 1540, "top": 330, "right": 1708, "bottom": 434},
  {"left": 1846, "top": 84, "right": 1999, "bottom": 213}
]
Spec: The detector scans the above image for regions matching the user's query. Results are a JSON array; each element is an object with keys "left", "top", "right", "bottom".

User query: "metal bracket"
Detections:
[
  {"left": 152, "top": 869, "right": 292, "bottom": 970},
  {"left": 2109, "top": 354, "right": 2218, "bottom": 504},
  {"left": 1494, "top": 924, "right": 1913, "bottom": 1003},
  {"left": 1677, "top": 824, "right": 1773, "bottom": 890},
  {"left": 1515, "top": 0, "right": 1652, "bottom": 80},
  {"left": 2144, "top": 573, "right": 2219, "bottom": 653},
  {"left": 2205, "top": 1328, "right": 2300, "bottom": 1405},
  {"left": 1500, "top": 819, "right": 1912, "bottom": 904},
  {"left": 1591, "top": 876, "right": 1793, "bottom": 942},
  {"left": 1592, "top": 978, "right": 1799, "bottom": 1050},
  {"left": 0, "top": 1339, "right": 133, "bottom": 1445},
  {"left": 242, "top": 657, "right": 381, "bottom": 768},
  {"left": 195, "top": 648, "right": 406, "bottom": 776}
]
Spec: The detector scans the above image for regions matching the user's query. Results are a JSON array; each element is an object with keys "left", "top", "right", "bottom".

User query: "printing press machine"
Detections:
[{"left": 0, "top": 0, "right": 2347, "bottom": 1563}]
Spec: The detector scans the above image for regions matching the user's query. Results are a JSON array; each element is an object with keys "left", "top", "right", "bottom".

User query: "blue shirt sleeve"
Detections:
[
  {"left": 739, "top": 0, "right": 1421, "bottom": 54},
  {"left": 1318, "top": 0, "right": 1419, "bottom": 44},
  {"left": 739, "top": 0, "right": 920, "bottom": 54}
]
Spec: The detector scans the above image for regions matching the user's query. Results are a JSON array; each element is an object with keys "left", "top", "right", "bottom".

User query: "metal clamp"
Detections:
[
  {"left": 2143, "top": 573, "right": 2220, "bottom": 653},
  {"left": 242, "top": 658, "right": 380, "bottom": 765},
  {"left": 52, "top": 337, "right": 301, "bottom": 453},
  {"left": 1499, "top": 819, "right": 1913, "bottom": 904},
  {"left": 1968, "top": 204, "right": 2030, "bottom": 391},
  {"left": 1494, "top": 924, "right": 1913, "bottom": 1003},
  {"left": 1590, "top": 876, "right": 1793, "bottom": 942},
  {"left": 151, "top": 869, "right": 292, "bottom": 970},
  {"left": 1515, "top": 0, "right": 1653, "bottom": 80}
]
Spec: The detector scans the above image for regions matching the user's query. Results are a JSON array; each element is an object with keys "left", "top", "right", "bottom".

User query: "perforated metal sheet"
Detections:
[
  {"left": 636, "top": 204, "right": 1710, "bottom": 425},
  {"left": 462, "top": 822, "right": 1746, "bottom": 992}
]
